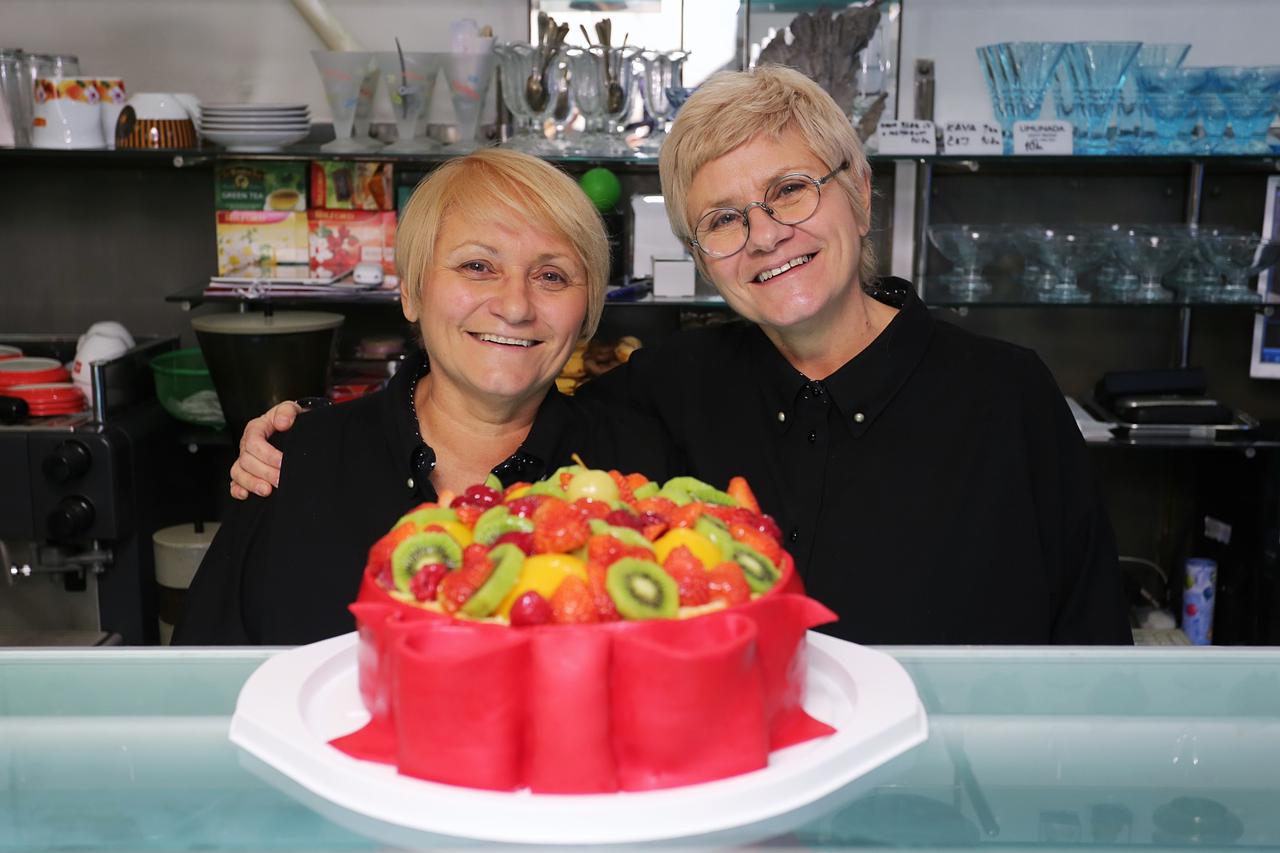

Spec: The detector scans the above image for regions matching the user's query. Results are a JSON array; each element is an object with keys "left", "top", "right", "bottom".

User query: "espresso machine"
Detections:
[{"left": 0, "top": 334, "right": 211, "bottom": 645}]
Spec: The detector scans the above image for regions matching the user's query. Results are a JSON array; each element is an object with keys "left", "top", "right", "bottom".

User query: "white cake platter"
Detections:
[{"left": 230, "top": 630, "right": 928, "bottom": 846}]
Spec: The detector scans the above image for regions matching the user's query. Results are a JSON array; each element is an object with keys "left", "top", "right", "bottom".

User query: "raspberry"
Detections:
[
  {"left": 493, "top": 530, "right": 536, "bottom": 555},
  {"left": 532, "top": 498, "right": 590, "bottom": 553},
  {"left": 604, "top": 509, "right": 645, "bottom": 531},
  {"left": 587, "top": 562, "right": 621, "bottom": 621},
  {"left": 505, "top": 495, "right": 544, "bottom": 519},
  {"left": 707, "top": 562, "right": 752, "bottom": 606},
  {"left": 572, "top": 498, "right": 612, "bottom": 522},
  {"left": 550, "top": 575, "right": 598, "bottom": 624},
  {"left": 663, "top": 546, "right": 710, "bottom": 607},
  {"left": 409, "top": 563, "right": 449, "bottom": 601}
]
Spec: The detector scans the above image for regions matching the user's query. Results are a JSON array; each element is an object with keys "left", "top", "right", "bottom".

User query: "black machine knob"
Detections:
[
  {"left": 43, "top": 440, "right": 93, "bottom": 483},
  {"left": 47, "top": 496, "right": 95, "bottom": 540}
]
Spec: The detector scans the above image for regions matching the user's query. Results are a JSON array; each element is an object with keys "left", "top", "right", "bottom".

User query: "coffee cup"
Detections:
[
  {"left": 116, "top": 91, "right": 197, "bottom": 148},
  {"left": 31, "top": 76, "right": 105, "bottom": 149},
  {"left": 93, "top": 77, "right": 127, "bottom": 149}
]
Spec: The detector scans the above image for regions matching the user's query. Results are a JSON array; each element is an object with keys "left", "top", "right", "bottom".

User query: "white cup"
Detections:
[
  {"left": 126, "top": 92, "right": 189, "bottom": 120},
  {"left": 72, "top": 329, "right": 131, "bottom": 403},
  {"left": 93, "top": 77, "right": 127, "bottom": 149},
  {"left": 31, "top": 76, "right": 105, "bottom": 149}
]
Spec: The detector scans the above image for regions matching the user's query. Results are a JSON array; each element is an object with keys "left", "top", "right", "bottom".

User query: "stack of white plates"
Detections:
[{"left": 198, "top": 103, "right": 311, "bottom": 152}]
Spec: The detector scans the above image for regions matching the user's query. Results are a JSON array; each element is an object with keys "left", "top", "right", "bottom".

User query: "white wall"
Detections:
[
  {"left": 900, "top": 0, "right": 1280, "bottom": 124},
  {"left": 0, "top": 0, "right": 528, "bottom": 125}
]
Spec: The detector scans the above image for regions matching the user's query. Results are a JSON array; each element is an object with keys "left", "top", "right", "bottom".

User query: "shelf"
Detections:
[
  {"left": 166, "top": 285, "right": 731, "bottom": 310},
  {"left": 1087, "top": 433, "right": 1280, "bottom": 450},
  {"left": 920, "top": 276, "right": 1278, "bottom": 310},
  {"left": 6, "top": 145, "right": 1280, "bottom": 172}
]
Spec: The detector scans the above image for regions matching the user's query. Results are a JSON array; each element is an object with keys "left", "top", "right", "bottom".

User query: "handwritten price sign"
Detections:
[
  {"left": 942, "top": 121, "right": 1003, "bottom": 155},
  {"left": 1013, "top": 121, "right": 1073, "bottom": 155},
  {"left": 877, "top": 120, "right": 937, "bottom": 156}
]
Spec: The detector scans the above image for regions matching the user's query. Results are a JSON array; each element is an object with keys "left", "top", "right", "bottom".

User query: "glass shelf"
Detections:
[
  {"left": 920, "top": 276, "right": 1279, "bottom": 310},
  {"left": 165, "top": 285, "right": 731, "bottom": 310}
]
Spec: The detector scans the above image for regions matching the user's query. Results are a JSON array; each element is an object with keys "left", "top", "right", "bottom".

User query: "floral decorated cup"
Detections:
[
  {"left": 31, "top": 76, "right": 105, "bottom": 148},
  {"left": 93, "top": 77, "right": 127, "bottom": 149}
]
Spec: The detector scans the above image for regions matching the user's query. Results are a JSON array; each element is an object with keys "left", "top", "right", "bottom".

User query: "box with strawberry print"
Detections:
[{"left": 332, "top": 466, "right": 839, "bottom": 794}]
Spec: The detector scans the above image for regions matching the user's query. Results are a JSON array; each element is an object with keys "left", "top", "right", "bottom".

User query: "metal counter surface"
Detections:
[{"left": 2, "top": 645, "right": 1277, "bottom": 850}]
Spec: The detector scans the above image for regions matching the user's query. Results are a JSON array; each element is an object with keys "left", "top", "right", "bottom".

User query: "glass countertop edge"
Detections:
[{"left": 5, "top": 643, "right": 1280, "bottom": 663}]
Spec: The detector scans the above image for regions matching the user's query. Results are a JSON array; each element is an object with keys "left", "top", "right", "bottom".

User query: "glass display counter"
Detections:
[{"left": 3, "top": 644, "right": 1278, "bottom": 849}]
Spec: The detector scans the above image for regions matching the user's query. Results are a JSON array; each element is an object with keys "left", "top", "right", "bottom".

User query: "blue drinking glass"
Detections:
[
  {"left": 1137, "top": 66, "right": 1208, "bottom": 153},
  {"left": 977, "top": 44, "right": 1018, "bottom": 153},
  {"left": 1003, "top": 42, "right": 1068, "bottom": 122},
  {"left": 1062, "top": 41, "right": 1142, "bottom": 154},
  {"left": 1214, "top": 66, "right": 1280, "bottom": 154},
  {"left": 1118, "top": 43, "right": 1190, "bottom": 152}
]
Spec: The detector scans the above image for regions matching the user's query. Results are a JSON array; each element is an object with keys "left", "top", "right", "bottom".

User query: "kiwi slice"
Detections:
[
  {"left": 460, "top": 543, "right": 524, "bottom": 618},
  {"left": 632, "top": 481, "right": 660, "bottom": 500},
  {"left": 730, "top": 542, "right": 780, "bottom": 594},
  {"left": 396, "top": 505, "right": 459, "bottom": 528},
  {"left": 606, "top": 558, "right": 678, "bottom": 620},
  {"left": 527, "top": 479, "right": 567, "bottom": 498},
  {"left": 473, "top": 506, "right": 534, "bottom": 545},
  {"left": 662, "top": 476, "right": 736, "bottom": 506},
  {"left": 391, "top": 531, "right": 463, "bottom": 592},
  {"left": 587, "top": 518, "right": 655, "bottom": 551},
  {"left": 695, "top": 515, "right": 736, "bottom": 560},
  {"left": 483, "top": 473, "right": 503, "bottom": 492}
]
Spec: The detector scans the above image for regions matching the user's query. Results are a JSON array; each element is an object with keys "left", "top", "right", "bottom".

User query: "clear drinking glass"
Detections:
[
  {"left": 1119, "top": 226, "right": 1189, "bottom": 303},
  {"left": 443, "top": 47, "right": 497, "bottom": 151},
  {"left": 0, "top": 51, "right": 27, "bottom": 147},
  {"left": 567, "top": 46, "right": 637, "bottom": 158},
  {"left": 1061, "top": 41, "right": 1142, "bottom": 154},
  {"left": 376, "top": 51, "right": 440, "bottom": 153},
  {"left": 497, "top": 43, "right": 554, "bottom": 153},
  {"left": 312, "top": 51, "right": 381, "bottom": 152},
  {"left": 638, "top": 50, "right": 689, "bottom": 157},
  {"left": 1202, "top": 234, "right": 1280, "bottom": 302},
  {"left": 927, "top": 224, "right": 998, "bottom": 299},
  {"left": 1029, "top": 227, "right": 1100, "bottom": 302}
]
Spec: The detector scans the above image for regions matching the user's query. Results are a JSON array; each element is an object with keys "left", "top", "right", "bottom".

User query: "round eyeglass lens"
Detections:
[{"left": 694, "top": 175, "right": 821, "bottom": 257}]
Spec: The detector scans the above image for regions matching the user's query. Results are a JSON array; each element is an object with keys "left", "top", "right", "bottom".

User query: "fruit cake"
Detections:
[{"left": 331, "top": 466, "right": 837, "bottom": 794}]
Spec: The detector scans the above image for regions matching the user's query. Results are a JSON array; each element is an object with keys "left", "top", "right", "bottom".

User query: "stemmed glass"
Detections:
[
  {"left": 1094, "top": 224, "right": 1140, "bottom": 298},
  {"left": 638, "top": 50, "right": 689, "bottom": 157},
  {"left": 568, "top": 46, "right": 637, "bottom": 157},
  {"left": 376, "top": 51, "right": 440, "bottom": 153},
  {"left": 1137, "top": 66, "right": 1209, "bottom": 154},
  {"left": 1201, "top": 234, "right": 1280, "bottom": 303},
  {"left": 927, "top": 224, "right": 998, "bottom": 299},
  {"left": 1116, "top": 43, "right": 1190, "bottom": 152},
  {"left": 977, "top": 42, "right": 1066, "bottom": 154},
  {"left": 496, "top": 43, "right": 561, "bottom": 154},
  {"left": 1028, "top": 227, "right": 1099, "bottom": 303},
  {"left": 1213, "top": 66, "right": 1280, "bottom": 154},
  {"left": 312, "top": 51, "right": 382, "bottom": 152},
  {"left": 1114, "top": 226, "right": 1190, "bottom": 303},
  {"left": 1060, "top": 42, "right": 1142, "bottom": 154}
]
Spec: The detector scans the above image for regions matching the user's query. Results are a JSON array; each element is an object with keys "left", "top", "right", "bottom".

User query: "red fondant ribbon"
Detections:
[{"left": 331, "top": 553, "right": 838, "bottom": 792}]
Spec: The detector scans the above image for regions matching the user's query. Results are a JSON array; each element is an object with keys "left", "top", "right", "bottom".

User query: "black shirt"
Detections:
[
  {"left": 174, "top": 350, "right": 677, "bottom": 645},
  {"left": 581, "top": 279, "right": 1132, "bottom": 644}
]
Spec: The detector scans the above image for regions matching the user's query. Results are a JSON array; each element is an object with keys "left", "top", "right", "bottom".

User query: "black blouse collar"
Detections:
[
  {"left": 754, "top": 277, "right": 932, "bottom": 436},
  {"left": 380, "top": 348, "right": 574, "bottom": 502}
]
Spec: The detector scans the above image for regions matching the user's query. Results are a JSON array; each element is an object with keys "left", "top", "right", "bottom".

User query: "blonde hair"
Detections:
[
  {"left": 659, "top": 64, "right": 877, "bottom": 288},
  {"left": 398, "top": 149, "right": 609, "bottom": 340}
]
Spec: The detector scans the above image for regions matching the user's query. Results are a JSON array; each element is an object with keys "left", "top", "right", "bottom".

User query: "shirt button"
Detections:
[
  {"left": 788, "top": 527, "right": 800, "bottom": 543},
  {"left": 807, "top": 430, "right": 817, "bottom": 443},
  {"left": 854, "top": 412, "right": 866, "bottom": 423},
  {"left": 406, "top": 477, "right": 415, "bottom": 490},
  {"left": 777, "top": 411, "right": 786, "bottom": 423}
]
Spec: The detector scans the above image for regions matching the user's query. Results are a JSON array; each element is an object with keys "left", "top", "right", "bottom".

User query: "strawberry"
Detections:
[
  {"left": 707, "top": 562, "right": 752, "bottom": 606},
  {"left": 663, "top": 546, "right": 710, "bottom": 607},
  {"left": 608, "top": 469, "right": 635, "bottom": 504},
  {"left": 461, "top": 543, "right": 492, "bottom": 575},
  {"left": 572, "top": 498, "right": 612, "bottom": 522},
  {"left": 550, "top": 575, "right": 598, "bottom": 624},
  {"left": 453, "top": 503, "right": 485, "bottom": 526},
  {"left": 438, "top": 570, "right": 479, "bottom": 614},
  {"left": 559, "top": 471, "right": 574, "bottom": 490},
  {"left": 503, "top": 481, "right": 532, "bottom": 500},
  {"left": 409, "top": 562, "right": 449, "bottom": 601},
  {"left": 505, "top": 495, "right": 544, "bottom": 519},
  {"left": 669, "top": 502, "right": 706, "bottom": 530},
  {"left": 532, "top": 498, "right": 590, "bottom": 553},
  {"left": 638, "top": 511, "right": 668, "bottom": 541},
  {"left": 726, "top": 476, "right": 761, "bottom": 513},
  {"left": 367, "top": 522, "right": 418, "bottom": 584},
  {"left": 604, "top": 509, "right": 645, "bottom": 531},
  {"left": 624, "top": 472, "right": 649, "bottom": 493},
  {"left": 587, "top": 562, "right": 621, "bottom": 621},
  {"left": 633, "top": 496, "right": 678, "bottom": 525},
  {"left": 586, "top": 534, "right": 652, "bottom": 569},
  {"left": 493, "top": 530, "right": 536, "bottom": 555}
]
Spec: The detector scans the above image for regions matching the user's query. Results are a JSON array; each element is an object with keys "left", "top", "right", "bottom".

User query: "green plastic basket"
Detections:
[{"left": 151, "top": 348, "right": 225, "bottom": 428}]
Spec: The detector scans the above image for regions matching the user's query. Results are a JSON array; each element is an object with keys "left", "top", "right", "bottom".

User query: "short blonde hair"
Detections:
[
  {"left": 659, "top": 64, "right": 877, "bottom": 288},
  {"left": 398, "top": 149, "right": 609, "bottom": 340}
]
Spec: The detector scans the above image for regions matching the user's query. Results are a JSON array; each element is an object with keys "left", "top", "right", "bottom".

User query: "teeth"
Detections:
[
  {"left": 756, "top": 254, "right": 812, "bottom": 283},
  {"left": 476, "top": 333, "right": 535, "bottom": 347}
]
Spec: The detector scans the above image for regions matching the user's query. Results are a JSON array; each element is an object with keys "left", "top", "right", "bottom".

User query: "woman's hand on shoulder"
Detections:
[{"left": 229, "top": 401, "right": 302, "bottom": 500}]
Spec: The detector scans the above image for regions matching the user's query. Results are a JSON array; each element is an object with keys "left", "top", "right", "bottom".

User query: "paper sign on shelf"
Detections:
[
  {"left": 942, "top": 120, "right": 1003, "bottom": 155},
  {"left": 1013, "top": 121, "right": 1073, "bottom": 155},
  {"left": 876, "top": 120, "right": 937, "bottom": 156}
]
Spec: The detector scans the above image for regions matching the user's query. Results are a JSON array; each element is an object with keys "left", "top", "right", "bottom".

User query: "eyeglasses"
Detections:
[{"left": 689, "top": 161, "right": 849, "bottom": 259}]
